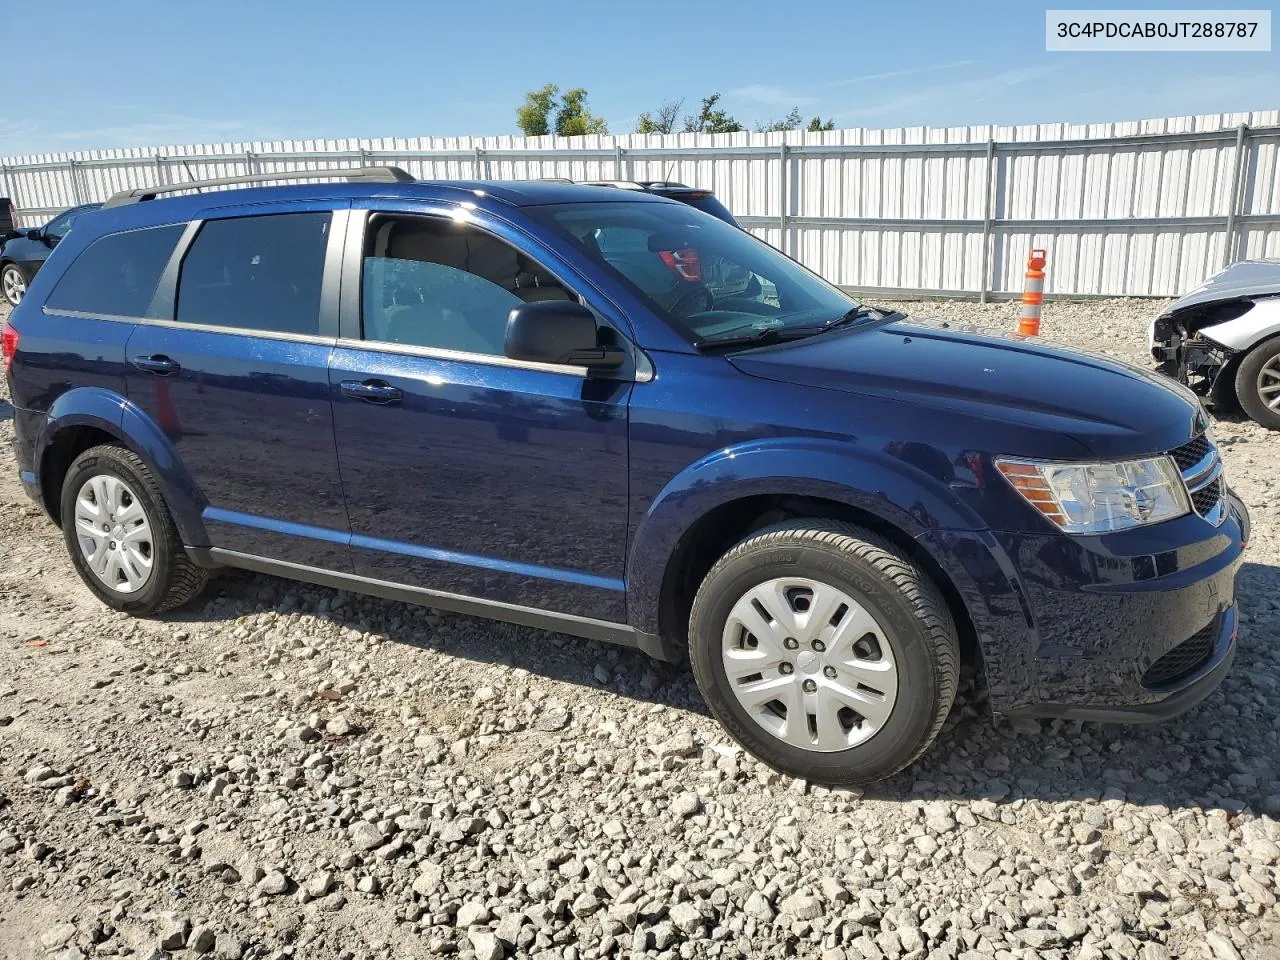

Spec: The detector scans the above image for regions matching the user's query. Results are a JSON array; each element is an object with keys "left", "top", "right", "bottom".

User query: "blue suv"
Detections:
[{"left": 1, "top": 168, "right": 1249, "bottom": 784}]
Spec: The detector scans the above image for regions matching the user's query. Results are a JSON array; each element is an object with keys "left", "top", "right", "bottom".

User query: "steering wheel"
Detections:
[{"left": 669, "top": 283, "right": 714, "bottom": 317}]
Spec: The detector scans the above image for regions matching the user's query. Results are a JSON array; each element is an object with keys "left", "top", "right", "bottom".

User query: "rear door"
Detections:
[
  {"left": 123, "top": 202, "right": 351, "bottom": 569},
  {"left": 327, "top": 202, "right": 633, "bottom": 621}
]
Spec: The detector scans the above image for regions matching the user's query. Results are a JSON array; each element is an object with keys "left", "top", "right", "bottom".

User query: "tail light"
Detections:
[
  {"left": 658, "top": 247, "right": 702, "bottom": 282},
  {"left": 1, "top": 322, "right": 19, "bottom": 373}
]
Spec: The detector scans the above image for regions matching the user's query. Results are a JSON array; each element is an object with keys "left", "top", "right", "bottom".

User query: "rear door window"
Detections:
[
  {"left": 176, "top": 212, "right": 330, "bottom": 336},
  {"left": 45, "top": 224, "right": 184, "bottom": 317}
]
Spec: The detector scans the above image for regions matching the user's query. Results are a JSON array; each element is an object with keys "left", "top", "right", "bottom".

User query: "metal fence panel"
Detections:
[{"left": 3, "top": 110, "right": 1279, "bottom": 297}]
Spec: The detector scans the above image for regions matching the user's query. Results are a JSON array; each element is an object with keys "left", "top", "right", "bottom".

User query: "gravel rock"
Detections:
[
  {"left": 468, "top": 930, "right": 503, "bottom": 960},
  {"left": 0, "top": 297, "right": 1276, "bottom": 959},
  {"left": 456, "top": 901, "right": 492, "bottom": 927},
  {"left": 40, "top": 923, "right": 77, "bottom": 949},
  {"left": 779, "top": 892, "right": 823, "bottom": 921},
  {"left": 159, "top": 918, "right": 190, "bottom": 951},
  {"left": 188, "top": 925, "right": 217, "bottom": 954},
  {"left": 671, "top": 791, "right": 702, "bottom": 817},
  {"left": 349, "top": 820, "right": 384, "bottom": 850},
  {"left": 256, "top": 870, "right": 289, "bottom": 896}
]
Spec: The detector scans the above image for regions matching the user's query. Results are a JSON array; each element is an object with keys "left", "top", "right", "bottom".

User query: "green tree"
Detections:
[
  {"left": 683, "top": 93, "right": 743, "bottom": 134},
  {"left": 516, "top": 83, "right": 559, "bottom": 137},
  {"left": 555, "top": 87, "right": 609, "bottom": 136},
  {"left": 636, "top": 99, "right": 684, "bottom": 135},
  {"left": 757, "top": 106, "right": 804, "bottom": 133},
  {"left": 807, "top": 116, "right": 836, "bottom": 132}
]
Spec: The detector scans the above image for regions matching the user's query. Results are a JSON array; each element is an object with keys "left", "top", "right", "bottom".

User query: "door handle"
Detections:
[
  {"left": 133, "top": 354, "right": 181, "bottom": 376},
  {"left": 340, "top": 379, "right": 403, "bottom": 404}
]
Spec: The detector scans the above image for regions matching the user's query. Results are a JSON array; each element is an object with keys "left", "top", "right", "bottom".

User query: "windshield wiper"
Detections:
[
  {"left": 821, "top": 304, "right": 901, "bottom": 330},
  {"left": 694, "top": 304, "right": 901, "bottom": 351},
  {"left": 694, "top": 325, "right": 822, "bottom": 350}
]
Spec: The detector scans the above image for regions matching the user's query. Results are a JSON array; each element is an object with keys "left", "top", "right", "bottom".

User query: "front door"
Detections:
[
  {"left": 328, "top": 206, "right": 631, "bottom": 621},
  {"left": 124, "top": 204, "right": 351, "bottom": 569}
]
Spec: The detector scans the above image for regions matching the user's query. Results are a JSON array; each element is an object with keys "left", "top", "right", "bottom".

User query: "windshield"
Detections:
[{"left": 529, "top": 201, "right": 857, "bottom": 345}]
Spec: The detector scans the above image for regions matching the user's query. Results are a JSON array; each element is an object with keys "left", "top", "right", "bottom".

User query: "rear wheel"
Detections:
[
  {"left": 60, "top": 445, "right": 207, "bottom": 614},
  {"left": 1235, "top": 336, "right": 1280, "bottom": 430},
  {"left": 1, "top": 263, "right": 25, "bottom": 306},
  {"left": 688, "top": 520, "right": 959, "bottom": 785}
]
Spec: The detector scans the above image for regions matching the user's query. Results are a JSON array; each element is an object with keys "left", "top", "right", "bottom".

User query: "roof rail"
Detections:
[{"left": 103, "top": 165, "right": 415, "bottom": 208}]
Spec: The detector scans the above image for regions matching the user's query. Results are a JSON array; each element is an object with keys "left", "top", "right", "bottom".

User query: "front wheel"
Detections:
[
  {"left": 60, "top": 445, "right": 208, "bottom": 615},
  {"left": 1, "top": 263, "right": 26, "bottom": 306},
  {"left": 1235, "top": 335, "right": 1280, "bottom": 430},
  {"left": 688, "top": 520, "right": 959, "bottom": 785}
]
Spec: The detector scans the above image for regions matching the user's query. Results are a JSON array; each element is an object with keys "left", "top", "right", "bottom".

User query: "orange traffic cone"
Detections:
[{"left": 1018, "top": 249, "right": 1047, "bottom": 336}]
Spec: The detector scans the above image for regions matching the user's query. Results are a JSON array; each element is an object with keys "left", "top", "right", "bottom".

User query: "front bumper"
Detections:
[
  {"left": 920, "top": 490, "right": 1249, "bottom": 720},
  {"left": 1007, "top": 603, "right": 1236, "bottom": 722}
]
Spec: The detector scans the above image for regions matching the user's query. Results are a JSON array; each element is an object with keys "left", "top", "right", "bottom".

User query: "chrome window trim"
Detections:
[
  {"left": 40, "top": 307, "right": 338, "bottom": 347},
  {"left": 333, "top": 336, "right": 590, "bottom": 377}
]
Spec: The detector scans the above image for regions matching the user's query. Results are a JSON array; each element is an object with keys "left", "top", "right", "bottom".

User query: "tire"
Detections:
[
  {"left": 1, "top": 262, "right": 26, "bottom": 307},
  {"left": 60, "top": 444, "right": 208, "bottom": 615},
  {"left": 688, "top": 520, "right": 959, "bottom": 786},
  {"left": 1234, "top": 335, "right": 1280, "bottom": 430}
]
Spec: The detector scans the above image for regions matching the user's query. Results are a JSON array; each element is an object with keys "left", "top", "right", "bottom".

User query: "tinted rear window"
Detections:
[
  {"left": 45, "top": 224, "right": 184, "bottom": 317},
  {"left": 677, "top": 194, "right": 737, "bottom": 225},
  {"left": 176, "top": 212, "right": 330, "bottom": 336}
]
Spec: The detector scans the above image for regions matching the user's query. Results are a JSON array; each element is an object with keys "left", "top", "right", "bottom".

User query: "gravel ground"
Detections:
[{"left": 1, "top": 298, "right": 1278, "bottom": 960}]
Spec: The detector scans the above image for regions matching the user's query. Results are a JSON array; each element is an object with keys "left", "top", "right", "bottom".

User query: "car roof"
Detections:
[{"left": 76, "top": 179, "right": 678, "bottom": 234}]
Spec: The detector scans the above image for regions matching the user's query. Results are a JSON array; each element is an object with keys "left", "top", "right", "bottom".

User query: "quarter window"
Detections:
[
  {"left": 176, "top": 212, "right": 330, "bottom": 336},
  {"left": 361, "top": 215, "right": 573, "bottom": 356},
  {"left": 45, "top": 224, "right": 184, "bottom": 318}
]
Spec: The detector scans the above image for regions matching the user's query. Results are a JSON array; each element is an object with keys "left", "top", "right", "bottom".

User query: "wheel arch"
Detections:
[
  {"left": 34, "top": 387, "right": 208, "bottom": 545},
  {"left": 627, "top": 438, "right": 987, "bottom": 675},
  {"left": 652, "top": 493, "right": 982, "bottom": 678}
]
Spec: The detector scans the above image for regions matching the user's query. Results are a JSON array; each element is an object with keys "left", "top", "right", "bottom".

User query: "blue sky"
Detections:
[{"left": 3, "top": 0, "right": 1277, "bottom": 156}]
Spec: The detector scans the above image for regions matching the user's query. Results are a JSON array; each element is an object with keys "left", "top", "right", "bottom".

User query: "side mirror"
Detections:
[
  {"left": 505, "top": 301, "right": 625, "bottom": 371},
  {"left": 25, "top": 228, "right": 42, "bottom": 241}
]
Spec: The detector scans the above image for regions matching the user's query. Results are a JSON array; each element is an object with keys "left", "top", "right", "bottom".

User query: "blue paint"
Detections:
[
  {"left": 3, "top": 176, "right": 1249, "bottom": 721},
  {"left": 349, "top": 533, "right": 626, "bottom": 593}
]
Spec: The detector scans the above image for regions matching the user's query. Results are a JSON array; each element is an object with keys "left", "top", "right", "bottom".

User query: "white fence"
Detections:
[{"left": 3, "top": 109, "right": 1279, "bottom": 299}]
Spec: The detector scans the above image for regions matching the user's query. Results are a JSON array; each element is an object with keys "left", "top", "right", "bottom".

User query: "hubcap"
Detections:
[
  {"left": 720, "top": 577, "right": 898, "bottom": 752},
  {"left": 1258, "top": 354, "right": 1280, "bottom": 411},
  {"left": 73, "top": 475, "right": 154, "bottom": 594},
  {"left": 2, "top": 267, "right": 24, "bottom": 305}
]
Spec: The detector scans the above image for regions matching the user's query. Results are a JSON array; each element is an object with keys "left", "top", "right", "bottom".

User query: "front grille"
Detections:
[
  {"left": 1169, "top": 432, "right": 1225, "bottom": 525},
  {"left": 1191, "top": 477, "right": 1223, "bottom": 515},
  {"left": 1169, "top": 434, "right": 1210, "bottom": 472},
  {"left": 1142, "top": 619, "right": 1217, "bottom": 688}
]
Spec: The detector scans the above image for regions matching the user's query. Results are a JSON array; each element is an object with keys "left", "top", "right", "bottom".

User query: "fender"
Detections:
[
  {"left": 35, "top": 386, "right": 210, "bottom": 546},
  {"left": 625, "top": 436, "right": 989, "bottom": 636}
]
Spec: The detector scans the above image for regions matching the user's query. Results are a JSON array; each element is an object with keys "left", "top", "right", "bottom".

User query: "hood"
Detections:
[
  {"left": 728, "top": 316, "right": 1203, "bottom": 457},
  {"left": 1159, "top": 259, "right": 1280, "bottom": 316}
]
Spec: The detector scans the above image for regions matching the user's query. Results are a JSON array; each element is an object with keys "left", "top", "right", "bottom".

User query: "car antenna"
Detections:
[{"left": 181, "top": 159, "right": 204, "bottom": 193}]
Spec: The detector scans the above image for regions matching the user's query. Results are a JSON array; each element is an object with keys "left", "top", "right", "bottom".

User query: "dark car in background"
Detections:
[
  {"left": 1, "top": 202, "right": 103, "bottom": 306},
  {"left": 1, "top": 168, "right": 1249, "bottom": 785},
  {"left": 581, "top": 180, "right": 739, "bottom": 226},
  {"left": 0, "top": 197, "right": 18, "bottom": 236}
]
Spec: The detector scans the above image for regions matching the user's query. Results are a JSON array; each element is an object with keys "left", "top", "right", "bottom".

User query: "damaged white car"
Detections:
[{"left": 1151, "top": 259, "right": 1280, "bottom": 429}]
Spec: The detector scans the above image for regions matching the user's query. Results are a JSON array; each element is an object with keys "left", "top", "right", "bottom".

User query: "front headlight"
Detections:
[{"left": 996, "top": 456, "right": 1190, "bottom": 533}]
